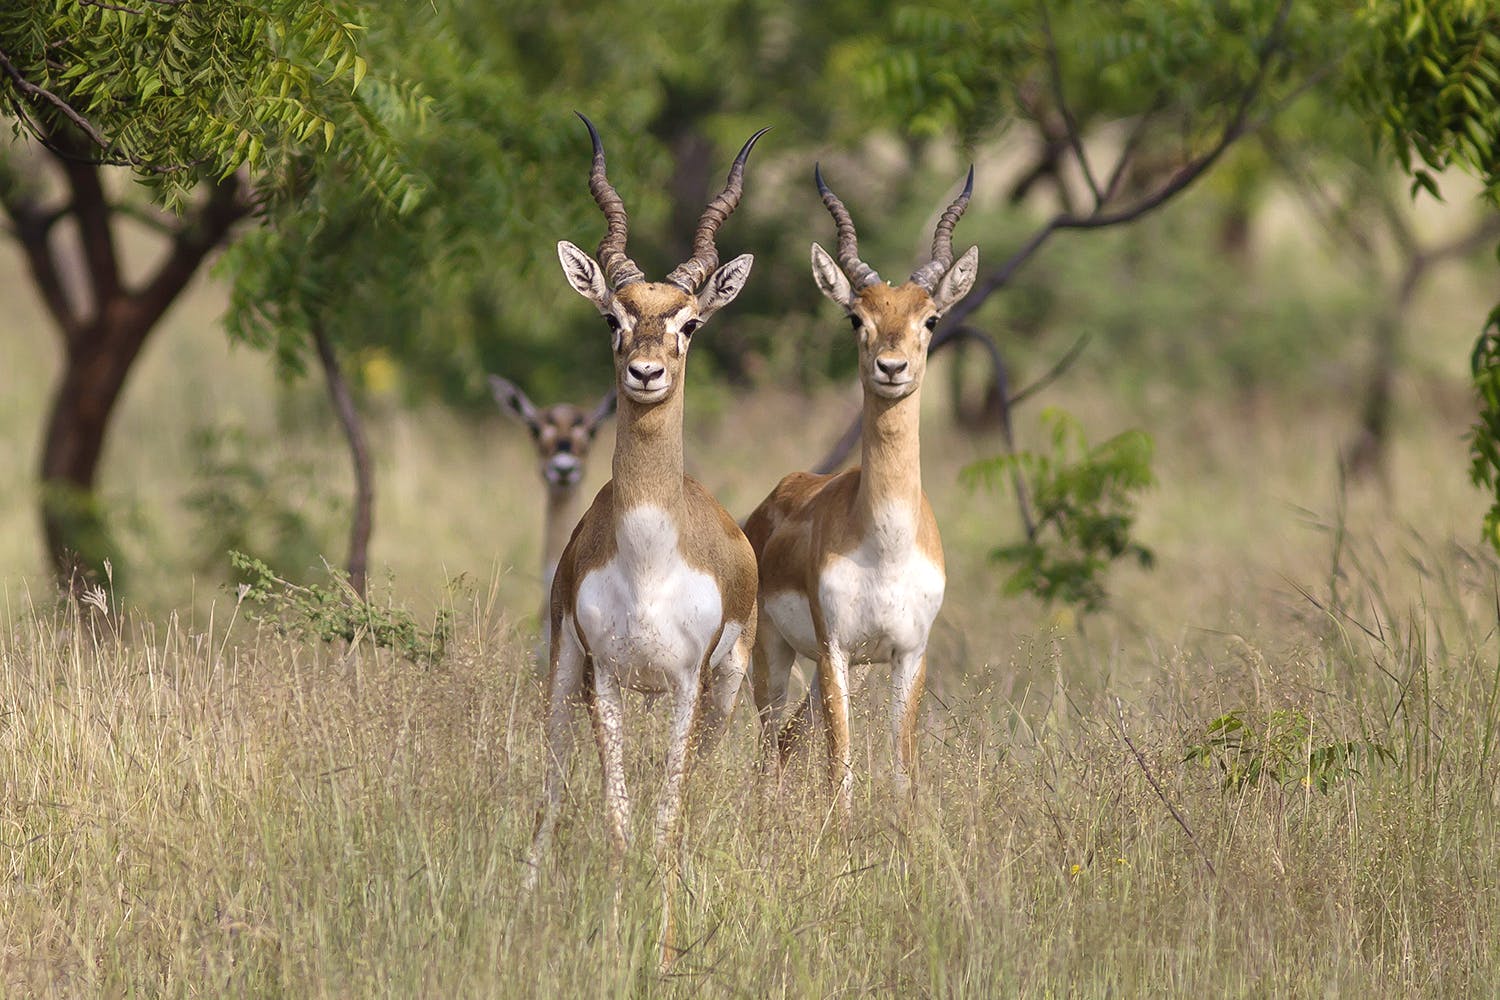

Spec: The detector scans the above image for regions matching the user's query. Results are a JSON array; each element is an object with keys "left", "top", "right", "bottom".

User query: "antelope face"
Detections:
[
  {"left": 811, "top": 243, "right": 980, "bottom": 401},
  {"left": 849, "top": 283, "right": 938, "bottom": 399},
  {"left": 489, "top": 375, "right": 615, "bottom": 489},
  {"left": 606, "top": 283, "right": 700, "bottom": 404},
  {"left": 556, "top": 244, "right": 754, "bottom": 407},
  {"left": 533, "top": 404, "right": 601, "bottom": 486}
]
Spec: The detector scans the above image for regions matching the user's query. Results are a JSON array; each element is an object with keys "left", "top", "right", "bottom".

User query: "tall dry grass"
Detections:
[{"left": 3, "top": 495, "right": 1499, "bottom": 996}]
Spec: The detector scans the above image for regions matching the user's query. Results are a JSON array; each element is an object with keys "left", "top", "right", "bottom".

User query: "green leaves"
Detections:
[
  {"left": 1355, "top": 2, "right": 1500, "bottom": 553},
  {"left": 1184, "top": 709, "right": 1396, "bottom": 795},
  {"left": 963, "top": 408, "right": 1155, "bottom": 613},
  {"left": 0, "top": 0, "right": 419, "bottom": 211},
  {"left": 229, "top": 550, "right": 452, "bottom": 664}
]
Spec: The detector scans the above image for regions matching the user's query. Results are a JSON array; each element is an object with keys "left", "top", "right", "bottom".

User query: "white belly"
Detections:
[
  {"left": 765, "top": 503, "right": 944, "bottom": 664},
  {"left": 575, "top": 505, "right": 735, "bottom": 694}
]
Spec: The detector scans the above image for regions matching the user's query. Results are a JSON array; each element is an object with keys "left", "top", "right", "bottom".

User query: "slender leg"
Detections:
[
  {"left": 890, "top": 648, "right": 928, "bottom": 803},
  {"left": 656, "top": 672, "right": 702, "bottom": 970},
  {"left": 698, "top": 625, "right": 752, "bottom": 760},
  {"left": 750, "top": 618, "right": 796, "bottom": 774},
  {"left": 818, "top": 647, "right": 853, "bottom": 819},
  {"left": 525, "top": 617, "right": 587, "bottom": 891},
  {"left": 588, "top": 664, "right": 631, "bottom": 862}
]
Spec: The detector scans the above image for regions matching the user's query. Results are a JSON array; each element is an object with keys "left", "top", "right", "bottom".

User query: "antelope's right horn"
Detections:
[{"left": 815, "top": 164, "right": 882, "bottom": 289}]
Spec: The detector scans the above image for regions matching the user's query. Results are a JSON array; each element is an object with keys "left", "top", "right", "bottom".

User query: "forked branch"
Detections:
[{"left": 814, "top": 0, "right": 1299, "bottom": 474}]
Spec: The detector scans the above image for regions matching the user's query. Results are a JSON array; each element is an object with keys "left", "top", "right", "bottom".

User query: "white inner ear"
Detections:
[
  {"left": 557, "top": 240, "right": 611, "bottom": 309},
  {"left": 696, "top": 253, "right": 754, "bottom": 321},
  {"left": 810, "top": 242, "right": 853, "bottom": 309},
  {"left": 932, "top": 245, "right": 979, "bottom": 312}
]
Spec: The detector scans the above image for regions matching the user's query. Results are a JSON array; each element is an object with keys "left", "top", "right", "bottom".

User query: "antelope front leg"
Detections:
[
  {"left": 890, "top": 648, "right": 928, "bottom": 803},
  {"left": 587, "top": 665, "right": 631, "bottom": 863},
  {"left": 818, "top": 647, "right": 854, "bottom": 820},
  {"left": 525, "top": 623, "right": 587, "bottom": 891},
  {"left": 656, "top": 672, "right": 703, "bottom": 970}
]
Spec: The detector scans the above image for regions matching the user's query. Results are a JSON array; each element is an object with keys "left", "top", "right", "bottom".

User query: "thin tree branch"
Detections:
[
  {"left": 946, "top": 325, "right": 1036, "bottom": 541},
  {"left": 0, "top": 44, "right": 114, "bottom": 152},
  {"left": 811, "top": 409, "right": 864, "bottom": 476},
  {"left": 1114, "top": 697, "right": 1217, "bottom": 877},
  {"left": 1, "top": 44, "right": 207, "bottom": 173},
  {"left": 1102, "top": 105, "right": 1160, "bottom": 204},
  {"left": 0, "top": 182, "right": 77, "bottom": 335},
  {"left": 1038, "top": 0, "right": 1101, "bottom": 206},
  {"left": 811, "top": 0, "right": 1298, "bottom": 473},
  {"left": 59, "top": 155, "right": 121, "bottom": 310},
  {"left": 133, "top": 175, "right": 249, "bottom": 332},
  {"left": 1009, "top": 332, "right": 1090, "bottom": 408},
  {"left": 938, "top": 0, "right": 1299, "bottom": 335},
  {"left": 312, "top": 321, "right": 374, "bottom": 597}
]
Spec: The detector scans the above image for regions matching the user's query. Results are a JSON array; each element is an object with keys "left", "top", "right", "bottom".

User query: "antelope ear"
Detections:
[
  {"left": 488, "top": 374, "right": 540, "bottom": 428},
  {"left": 585, "top": 386, "right": 618, "bottom": 434},
  {"left": 810, "top": 242, "right": 853, "bottom": 310},
  {"left": 557, "top": 240, "right": 610, "bottom": 308},
  {"left": 932, "top": 245, "right": 979, "bottom": 312},
  {"left": 696, "top": 253, "right": 754, "bottom": 321}
]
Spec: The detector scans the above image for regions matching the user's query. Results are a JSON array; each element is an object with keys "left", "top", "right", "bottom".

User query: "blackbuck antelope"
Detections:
[
  {"left": 524, "top": 113, "right": 766, "bottom": 966},
  {"left": 488, "top": 375, "right": 616, "bottom": 652},
  {"left": 744, "top": 165, "right": 978, "bottom": 817}
]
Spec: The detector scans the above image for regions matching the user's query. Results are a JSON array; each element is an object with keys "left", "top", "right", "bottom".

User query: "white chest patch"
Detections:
[
  {"left": 576, "top": 505, "right": 736, "bottom": 694},
  {"left": 767, "top": 503, "right": 944, "bottom": 664}
]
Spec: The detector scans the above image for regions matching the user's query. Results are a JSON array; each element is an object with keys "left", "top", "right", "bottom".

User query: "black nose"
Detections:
[
  {"left": 876, "top": 357, "right": 908, "bottom": 377},
  {"left": 627, "top": 362, "right": 664, "bottom": 385}
]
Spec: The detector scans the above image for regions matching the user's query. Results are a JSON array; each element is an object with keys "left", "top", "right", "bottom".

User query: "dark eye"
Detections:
[
  {"left": 925, "top": 316, "right": 939, "bottom": 331},
  {"left": 682, "top": 319, "right": 700, "bottom": 337},
  {"left": 604, "top": 314, "right": 620, "bottom": 331},
  {"left": 848, "top": 315, "right": 862, "bottom": 331}
]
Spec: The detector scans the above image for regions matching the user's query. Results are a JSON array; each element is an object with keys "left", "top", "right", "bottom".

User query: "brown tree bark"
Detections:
[
  {"left": 312, "top": 321, "right": 374, "bottom": 598},
  {"left": 1, "top": 145, "right": 248, "bottom": 589}
]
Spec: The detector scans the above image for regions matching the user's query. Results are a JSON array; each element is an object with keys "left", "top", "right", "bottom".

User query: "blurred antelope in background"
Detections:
[
  {"left": 744, "top": 165, "right": 978, "bottom": 818},
  {"left": 488, "top": 375, "right": 615, "bottom": 651},
  {"left": 523, "top": 113, "right": 766, "bottom": 968}
]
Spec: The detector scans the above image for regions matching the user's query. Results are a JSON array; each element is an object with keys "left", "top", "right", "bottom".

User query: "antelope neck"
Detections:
[
  {"left": 610, "top": 389, "right": 687, "bottom": 518},
  {"left": 543, "top": 484, "right": 583, "bottom": 576},
  {"left": 856, "top": 384, "right": 924, "bottom": 528}
]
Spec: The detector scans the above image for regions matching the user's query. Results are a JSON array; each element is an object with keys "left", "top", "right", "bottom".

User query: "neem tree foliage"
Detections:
[
  {"left": 0, "top": 1, "right": 418, "bottom": 587},
  {"left": 1355, "top": 0, "right": 1500, "bottom": 549}
]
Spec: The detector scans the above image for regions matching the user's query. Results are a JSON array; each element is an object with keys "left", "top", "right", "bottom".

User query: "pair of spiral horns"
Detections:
[{"left": 577, "top": 113, "right": 972, "bottom": 295}]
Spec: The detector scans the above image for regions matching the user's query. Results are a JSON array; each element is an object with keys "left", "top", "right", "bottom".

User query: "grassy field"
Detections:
[{"left": 5, "top": 194, "right": 1500, "bottom": 994}]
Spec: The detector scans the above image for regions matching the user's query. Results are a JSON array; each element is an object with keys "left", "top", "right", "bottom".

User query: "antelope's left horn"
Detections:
[
  {"left": 665, "top": 126, "right": 771, "bottom": 293},
  {"left": 910, "top": 166, "right": 974, "bottom": 292}
]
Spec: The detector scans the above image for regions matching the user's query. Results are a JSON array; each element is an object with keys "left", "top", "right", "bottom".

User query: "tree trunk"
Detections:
[
  {"left": 1, "top": 145, "right": 248, "bottom": 591},
  {"left": 312, "top": 322, "right": 374, "bottom": 597},
  {"left": 39, "top": 310, "right": 150, "bottom": 588}
]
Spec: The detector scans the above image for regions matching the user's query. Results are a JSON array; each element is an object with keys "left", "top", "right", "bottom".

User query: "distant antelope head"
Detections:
[
  {"left": 555, "top": 114, "right": 767, "bottom": 406},
  {"left": 487, "top": 375, "right": 615, "bottom": 490},
  {"left": 809, "top": 165, "right": 979, "bottom": 400}
]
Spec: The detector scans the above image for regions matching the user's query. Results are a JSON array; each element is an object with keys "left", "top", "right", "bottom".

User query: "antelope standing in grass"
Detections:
[
  {"left": 488, "top": 375, "right": 615, "bottom": 652},
  {"left": 524, "top": 114, "right": 766, "bottom": 966},
  {"left": 744, "top": 165, "right": 977, "bottom": 817}
]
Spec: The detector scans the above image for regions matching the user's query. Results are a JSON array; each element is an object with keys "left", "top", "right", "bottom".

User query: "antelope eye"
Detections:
[
  {"left": 604, "top": 314, "right": 620, "bottom": 331},
  {"left": 682, "top": 319, "right": 700, "bottom": 337},
  {"left": 924, "top": 316, "right": 939, "bottom": 331},
  {"left": 848, "top": 315, "right": 862, "bottom": 331}
]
